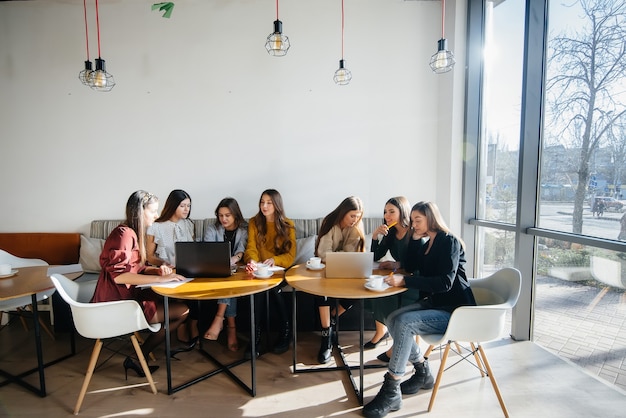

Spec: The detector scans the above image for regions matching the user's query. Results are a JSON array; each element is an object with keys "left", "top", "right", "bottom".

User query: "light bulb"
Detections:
[
  {"left": 272, "top": 35, "right": 282, "bottom": 51},
  {"left": 434, "top": 50, "right": 449, "bottom": 70},
  {"left": 91, "top": 70, "right": 107, "bottom": 88}
]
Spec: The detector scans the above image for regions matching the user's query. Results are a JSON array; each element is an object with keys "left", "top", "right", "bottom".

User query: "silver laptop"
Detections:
[
  {"left": 325, "top": 252, "right": 373, "bottom": 278},
  {"left": 175, "top": 241, "right": 233, "bottom": 278}
]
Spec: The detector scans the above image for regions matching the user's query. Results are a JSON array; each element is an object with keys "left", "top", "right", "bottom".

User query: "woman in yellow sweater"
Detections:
[{"left": 244, "top": 189, "right": 296, "bottom": 358}]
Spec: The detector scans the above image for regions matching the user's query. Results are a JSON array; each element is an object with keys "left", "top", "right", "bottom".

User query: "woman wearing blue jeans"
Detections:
[{"left": 362, "top": 201, "right": 476, "bottom": 418}]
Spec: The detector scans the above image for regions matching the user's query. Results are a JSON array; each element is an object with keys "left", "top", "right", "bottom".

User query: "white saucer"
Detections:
[
  {"left": 364, "top": 282, "right": 390, "bottom": 292},
  {"left": 0, "top": 269, "right": 18, "bottom": 279},
  {"left": 253, "top": 271, "right": 274, "bottom": 279},
  {"left": 306, "top": 263, "right": 325, "bottom": 271}
]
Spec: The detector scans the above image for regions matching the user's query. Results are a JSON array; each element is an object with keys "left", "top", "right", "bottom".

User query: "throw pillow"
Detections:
[
  {"left": 295, "top": 235, "right": 317, "bottom": 265},
  {"left": 79, "top": 235, "right": 105, "bottom": 273}
]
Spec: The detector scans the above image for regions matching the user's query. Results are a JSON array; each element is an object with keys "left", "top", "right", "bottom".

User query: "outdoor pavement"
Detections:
[{"left": 533, "top": 275, "right": 626, "bottom": 392}]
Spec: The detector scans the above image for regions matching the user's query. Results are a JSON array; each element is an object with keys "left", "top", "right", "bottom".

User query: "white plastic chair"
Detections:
[
  {"left": 421, "top": 267, "right": 522, "bottom": 418},
  {"left": 50, "top": 273, "right": 161, "bottom": 415},
  {"left": 0, "top": 249, "right": 55, "bottom": 339}
]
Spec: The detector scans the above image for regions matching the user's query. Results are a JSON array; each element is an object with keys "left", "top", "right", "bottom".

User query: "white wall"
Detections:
[{"left": 0, "top": 0, "right": 466, "bottom": 235}]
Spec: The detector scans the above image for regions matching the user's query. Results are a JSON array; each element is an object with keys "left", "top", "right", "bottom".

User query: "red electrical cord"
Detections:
[
  {"left": 276, "top": 0, "right": 279, "bottom": 20},
  {"left": 441, "top": 0, "right": 446, "bottom": 39},
  {"left": 341, "top": 0, "right": 345, "bottom": 59},
  {"left": 83, "top": 0, "right": 90, "bottom": 60},
  {"left": 95, "top": 0, "right": 101, "bottom": 57}
]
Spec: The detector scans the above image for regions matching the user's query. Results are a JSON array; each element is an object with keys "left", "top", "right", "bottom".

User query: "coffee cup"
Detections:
[
  {"left": 0, "top": 264, "right": 12, "bottom": 275},
  {"left": 307, "top": 257, "right": 322, "bottom": 269},
  {"left": 367, "top": 275, "right": 384, "bottom": 289},
  {"left": 256, "top": 263, "right": 270, "bottom": 276}
]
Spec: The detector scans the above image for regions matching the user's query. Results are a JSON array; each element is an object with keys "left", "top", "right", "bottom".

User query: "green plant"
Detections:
[{"left": 152, "top": 2, "right": 175, "bottom": 18}]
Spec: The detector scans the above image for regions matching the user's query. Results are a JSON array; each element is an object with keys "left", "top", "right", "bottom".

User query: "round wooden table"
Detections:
[
  {"left": 0, "top": 265, "right": 83, "bottom": 397},
  {"left": 152, "top": 268, "right": 283, "bottom": 396},
  {"left": 285, "top": 264, "right": 406, "bottom": 405}
]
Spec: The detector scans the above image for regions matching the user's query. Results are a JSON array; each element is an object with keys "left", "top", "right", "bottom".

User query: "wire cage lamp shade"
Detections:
[
  {"left": 333, "top": 59, "right": 352, "bottom": 85},
  {"left": 429, "top": 38, "right": 456, "bottom": 73},
  {"left": 429, "top": 0, "right": 455, "bottom": 74},
  {"left": 79, "top": 60, "right": 93, "bottom": 85},
  {"left": 265, "top": 0, "right": 290, "bottom": 56},
  {"left": 266, "top": 20, "right": 291, "bottom": 56},
  {"left": 88, "top": 58, "right": 115, "bottom": 92},
  {"left": 334, "top": 0, "right": 351, "bottom": 85}
]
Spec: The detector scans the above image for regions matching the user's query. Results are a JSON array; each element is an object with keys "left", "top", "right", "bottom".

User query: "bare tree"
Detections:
[
  {"left": 606, "top": 116, "right": 626, "bottom": 197},
  {"left": 545, "top": 0, "right": 626, "bottom": 233}
]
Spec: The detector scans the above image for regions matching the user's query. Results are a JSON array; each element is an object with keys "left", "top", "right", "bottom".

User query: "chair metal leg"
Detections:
[
  {"left": 477, "top": 344, "right": 509, "bottom": 418},
  {"left": 130, "top": 334, "right": 157, "bottom": 395},
  {"left": 74, "top": 339, "right": 103, "bottom": 415},
  {"left": 427, "top": 341, "right": 450, "bottom": 412}
]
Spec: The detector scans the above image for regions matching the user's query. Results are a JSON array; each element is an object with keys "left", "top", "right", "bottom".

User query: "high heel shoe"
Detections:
[
  {"left": 376, "top": 351, "right": 391, "bottom": 363},
  {"left": 227, "top": 325, "right": 239, "bottom": 352},
  {"left": 204, "top": 315, "right": 224, "bottom": 341},
  {"left": 364, "top": 331, "right": 390, "bottom": 350},
  {"left": 170, "top": 336, "right": 198, "bottom": 359},
  {"left": 123, "top": 356, "right": 159, "bottom": 380}
]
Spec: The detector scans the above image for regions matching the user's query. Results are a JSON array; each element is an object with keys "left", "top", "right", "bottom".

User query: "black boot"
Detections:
[
  {"left": 362, "top": 372, "right": 402, "bottom": 418},
  {"left": 317, "top": 326, "right": 333, "bottom": 364},
  {"left": 244, "top": 325, "right": 262, "bottom": 360},
  {"left": 273, "top": 321, "right": 291, "bottom": 354},
  {"left": 400, "top": 359, "right": 434, "bottom": 395}
]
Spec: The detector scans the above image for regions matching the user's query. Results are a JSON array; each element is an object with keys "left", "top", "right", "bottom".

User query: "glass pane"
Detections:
[
  {"left": 539, "top": 0, "right": 626, "bottom": 239},
  {"left": 535, "top": 237, "right": 626, "bottom": 391},
  {"left": 477, "top": 0, "right": 524, "bottom": 222},
  {"left": 475, "top": 226, "right": 517, "bottom": 280}
]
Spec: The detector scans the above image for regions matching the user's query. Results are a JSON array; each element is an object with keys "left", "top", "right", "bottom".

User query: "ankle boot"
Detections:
[
  {"left": 400, "top": 359, "right": 434, "bottom": 395},
  {"left": 244, "top": 325, "right": 262, "bottom": 360},
  {"left": 317, "top": 326, "right": 333, "bottom": 364},
  {"left": 273, "top": 321, "right": 291, "bottom": 354},
  {"left": 362, "top": 372, "right": 402, "bottom": 418}
]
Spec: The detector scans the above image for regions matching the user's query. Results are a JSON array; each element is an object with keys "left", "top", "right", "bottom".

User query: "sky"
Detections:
[{"left": 483, "top": 0, "right": 587, "bottom": 151}]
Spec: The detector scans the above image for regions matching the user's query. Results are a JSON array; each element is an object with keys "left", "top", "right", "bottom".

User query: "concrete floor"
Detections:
[{"left": 0, "top": 320, "right": 624, "bottom": 418}]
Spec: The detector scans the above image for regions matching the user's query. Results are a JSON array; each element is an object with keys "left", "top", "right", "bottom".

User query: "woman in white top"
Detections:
[
  {"left": 146, "top": 189, "right": 198, "bottom": 348},
  {"left": 314, "top": 196, "right": 365, "bottom": 364},
  {"left": 146, "top": 190, "right": 194, "bottom": 267},
  {"left": 202, "top": 197, "right": 248, "bottom": 351}
]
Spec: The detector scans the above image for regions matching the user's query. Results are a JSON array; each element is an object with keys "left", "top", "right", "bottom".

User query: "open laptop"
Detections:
[
  {"left": 175, "top": 241, "right": 232, "bottom": 278},
  {"left": 325, "top": 252, "right": 373, "bottom": 278}
]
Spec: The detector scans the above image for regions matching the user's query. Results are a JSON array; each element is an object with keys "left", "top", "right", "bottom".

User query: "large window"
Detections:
[{"left": 467, "top": 0, "right": 626, "bottom": 392}]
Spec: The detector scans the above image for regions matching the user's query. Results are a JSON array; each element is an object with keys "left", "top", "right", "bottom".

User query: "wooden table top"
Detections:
[
  {"left": 151, "top": 268, "right": 284, "bottom": 300},
  {"left": 285, "top": 264, "right": 407, "bottom": 299},
  {"left": 0, "top": 265, "right": 83, "bottom": 301}
]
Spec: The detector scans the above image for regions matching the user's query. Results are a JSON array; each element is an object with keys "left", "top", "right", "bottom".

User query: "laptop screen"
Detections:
[
  {"left": 324, "top": 252, "right": 373, "bottom": 279},
  {"left": 175, "top": 241, "right": 232, "bottom": 278}
]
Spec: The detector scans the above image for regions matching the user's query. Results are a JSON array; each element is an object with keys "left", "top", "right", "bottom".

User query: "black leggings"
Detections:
[
  {"left": 253, "top": 280, "right": 290, "bottom": 328},
  {"left": 315, "top": 296, "right": 353, "bottom": 311}
]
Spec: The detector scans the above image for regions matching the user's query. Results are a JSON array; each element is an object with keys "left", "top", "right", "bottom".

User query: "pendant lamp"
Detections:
[
  {"left": 88, "top": 0, "right": 115, "bottom": 91},
  {"left": 333, "top": 0, "right": 352, "bottom": 85},
  {"left": 429, "top": 0, "right": 455, "bottom": 74},
  {"left": 265, "top": 0, "right": 290, "bottom": 56},
  {"left": 78, "top": 0, "right": 92, "bottom": 86}
]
